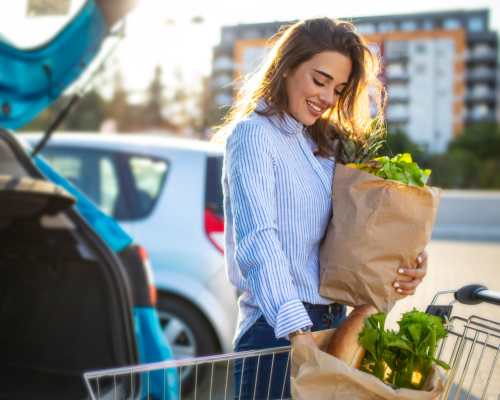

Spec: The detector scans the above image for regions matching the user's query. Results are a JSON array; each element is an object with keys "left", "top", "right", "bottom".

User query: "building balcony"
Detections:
[
  {"left": 465, "top": 91, "right": 498, "bottom": 103},
  {"left": 212, "top": 56, "right": 235, "bottom": 73},
  {"left": 387, "top": 92, "right": 409, "bottom": 102},
  {"left": 466, "top": 51, "right": 498, "bottom": 63},
  {"left": 466, "top": 69, "right": 497, "bottom": 82},
  {"left": 467, "top": 31, "right": 498, "bottom": 44},
  {"left": 384, "top": 51, "right": 408, "bottom": 62},
  {"left": 385, "top": 112, "right": 409, "bottom": 123},
  {"left": 385, "top": 71, "right": 410, "bottom": 81},
  {"left": 465, "top": 112, "right": 497, "bottom": 124}
]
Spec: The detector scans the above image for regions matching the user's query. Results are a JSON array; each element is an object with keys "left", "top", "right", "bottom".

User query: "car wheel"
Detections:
[{"left": 156, "top": 294, "right": 220, "bottom": 393}]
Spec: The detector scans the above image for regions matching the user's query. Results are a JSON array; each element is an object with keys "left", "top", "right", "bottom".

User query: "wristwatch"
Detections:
[{"left": 289, "top": 326, "right": 312, "bottom": 339}]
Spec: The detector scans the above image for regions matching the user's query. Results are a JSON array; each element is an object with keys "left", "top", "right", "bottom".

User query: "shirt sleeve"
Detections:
[{"left": 225, "top": 120, "right": 312, "bottom": 339}]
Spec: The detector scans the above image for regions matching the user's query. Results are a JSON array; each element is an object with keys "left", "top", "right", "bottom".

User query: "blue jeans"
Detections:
[{"left": 233, "top": 303, "right": 346, "bottom": 400}]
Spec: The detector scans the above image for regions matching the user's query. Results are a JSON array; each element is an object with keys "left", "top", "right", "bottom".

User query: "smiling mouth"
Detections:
[{"left": 306, "top": 100, "right": 325, "bottom": 117}]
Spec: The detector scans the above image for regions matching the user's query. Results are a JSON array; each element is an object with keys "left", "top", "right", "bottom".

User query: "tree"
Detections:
[
  {"left": 425, "top": 149, "right": 481, "bottom": 188},
  {"left": 445, "top": 123, "right": 500, "bottom": 189},
  {"left": 143, "top": 65, "right": 166, "bottom": 128},
  {"left": 449, "top": 123, "right": 500, "bottom": 161},
  {"left": 107, "top": 70, "right": 131, "bottom": 131},
  {"left": 64, "top": 90, "right": 107, "bottom": 131},
  {"left": 425, "top": 123, "right": 500, "bottom": 189},
  {"left": 380, "top": 128, "right": 426, "bottom": 165},
  {"left": 20, "top": 90, "right": 107, "bottom": 132}
]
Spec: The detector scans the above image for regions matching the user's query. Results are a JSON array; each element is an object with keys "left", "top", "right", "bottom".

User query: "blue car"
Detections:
[{"left": 0, "top": 0, "right": 179, "bottom": 398}]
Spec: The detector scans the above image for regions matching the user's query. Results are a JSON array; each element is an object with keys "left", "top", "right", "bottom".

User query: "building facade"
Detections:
[{"left": 209, "top": 9, "right": 498, "bottom": 153}]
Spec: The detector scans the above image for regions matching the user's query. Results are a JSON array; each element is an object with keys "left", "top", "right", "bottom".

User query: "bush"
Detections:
[
  {"left": 425, "top": 149, "right": 481, "bottom": 188},
  {"left": 477, "top": 159, "right": 500, "bottom": 189},
  {"left": 449, "top": 123, "right": 500, "bottom": 161}
]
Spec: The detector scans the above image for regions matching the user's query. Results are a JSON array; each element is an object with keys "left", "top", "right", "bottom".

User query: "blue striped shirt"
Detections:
[{"left": 222, "top": 104, "right": 335, "bottom": 345}]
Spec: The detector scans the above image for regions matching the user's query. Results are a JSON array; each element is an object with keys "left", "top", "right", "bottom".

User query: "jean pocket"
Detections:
[{"left": 236, "top": 317, "right": 274, "bottom": 351}]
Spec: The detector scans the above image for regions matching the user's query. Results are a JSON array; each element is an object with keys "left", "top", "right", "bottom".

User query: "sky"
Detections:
[{"left": 117, "top": 0, "right": 500, "bottom": 91}]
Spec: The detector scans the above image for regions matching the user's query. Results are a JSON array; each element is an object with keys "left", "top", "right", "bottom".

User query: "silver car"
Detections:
[{"left": 22, "top": 132, "right": 238, "bottom": 386}]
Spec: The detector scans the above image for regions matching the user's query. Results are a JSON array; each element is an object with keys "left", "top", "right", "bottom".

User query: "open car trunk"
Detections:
[{"left": 0, "top": 131, "right": 138, "bottom": 399}]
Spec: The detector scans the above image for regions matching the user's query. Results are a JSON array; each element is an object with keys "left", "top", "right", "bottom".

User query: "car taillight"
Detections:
[
  {"left": 204, "top": 208, "right": 224, "bottom": 255},
  {"left": 137, "top": 245, "right": 158, "bottom": 305}
]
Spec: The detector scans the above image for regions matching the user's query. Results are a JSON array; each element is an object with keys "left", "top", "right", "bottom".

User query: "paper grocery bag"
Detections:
[
  {"left": 291, "top": 329, "right": 445, "bottom": 400},
  {"left": 319, "top": 164, "right": 441, "bottom": 312}
]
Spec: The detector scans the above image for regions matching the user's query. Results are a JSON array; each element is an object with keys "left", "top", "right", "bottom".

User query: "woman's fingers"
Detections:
[
  {"left": 397, "top": 267, "right": 426, "bottom": 280},
  {"left": 394, "top": 250, "right": 429, "bottom": 296},
  {"left": 396, "top": 288, "right": 417, "bottom": 296},
  {"left": 394, "top": 278, "right": 421, "bottom": 291},
  {"left": 416, "top": 251, "right": 428, "bottom": 272},
  {"left": 393, "top": 278, "right": 421, "bottom": 295}
]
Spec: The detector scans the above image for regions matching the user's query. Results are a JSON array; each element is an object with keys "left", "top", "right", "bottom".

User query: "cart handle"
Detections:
[{"left": 455, "top": 284, "right": 500, "bottom": 306}]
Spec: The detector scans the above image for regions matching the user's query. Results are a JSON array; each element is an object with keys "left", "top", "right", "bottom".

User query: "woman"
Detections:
[{"left": 218, "top": 17, "right": 428, "bottom": 399}]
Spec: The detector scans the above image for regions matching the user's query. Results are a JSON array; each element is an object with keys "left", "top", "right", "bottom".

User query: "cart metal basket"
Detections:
[{"left": 84, "top": 285, "right": 500, "bottom": 400}]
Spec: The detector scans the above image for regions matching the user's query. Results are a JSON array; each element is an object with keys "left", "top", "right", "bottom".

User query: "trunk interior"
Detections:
[{"left": 0, "top": 133, "right": 137, "bottom": 399}]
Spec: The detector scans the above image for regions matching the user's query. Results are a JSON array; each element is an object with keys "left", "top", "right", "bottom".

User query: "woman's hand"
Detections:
[
  {"left": 290, "top": 332, "right": 317, "bottom": 349},
  {"left": 393, "top": 250, "right": 428, "bottom": 296}
]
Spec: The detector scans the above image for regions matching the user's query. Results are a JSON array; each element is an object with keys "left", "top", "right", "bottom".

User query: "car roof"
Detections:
[{"left": 20, "top": 132, "right": 224, "bottom": 156}]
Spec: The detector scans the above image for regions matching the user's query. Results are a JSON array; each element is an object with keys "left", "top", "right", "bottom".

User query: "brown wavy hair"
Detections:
[{"left": 214, "top": 17, "right": 386, "bottom": 157}]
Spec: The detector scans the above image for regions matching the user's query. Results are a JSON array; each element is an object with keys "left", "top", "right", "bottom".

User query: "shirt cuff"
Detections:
[{"left": 274, "top": 299, "right": 313, "bottom": 340}]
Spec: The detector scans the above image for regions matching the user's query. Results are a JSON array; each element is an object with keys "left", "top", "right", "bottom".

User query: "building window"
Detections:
[
  {"left": 388, "top": 84, "right": 408, "bottom": 98},
  {"left": 385, "top": 41, "right": 408, "bottom": 59},
  {"left": 415, "top": 43, "right": 427, "bottom": 53},
  {"left": 472, "top": 84, "right": 490, "bottom": 96},
  {"left": 415, "top": 64, "right": 426, "bottom": 74},
  {"left": 213, "top": 57, "right": 233, "bottom": 71},
  {"left": 379, "top": 22, "right": 396, "bottom": 32},
  {"left": 443, "top": 18, "right": 461, "bottom": 30},
  {"left": 422, "top": 20, "right": 434, "bottom": 30},
  {"left": 401, "top": 20, "right": 417, "bottom": 31},
  {"left": 213, "top": 74, "right": 232, "bottom": 88},
  {"left": 242, "top": 29, "right": 260, "bottom": 39},
  {"left": 472, "top": 104, "right": 489, "bottom": 118},
  {"left": 386, "top": 63, "right": 407, "bottom": 78},
  {"left": 387, "top": 104, "right": 408, "bottom": 120},
  {"left": 473, "top": 44, "right": 493, "bottom": 56},
  {"left": 215, "top": 93, "right": 232, "bottom": 107},
  {"left": 467, "top": 16, "right": 484, "bottom": 32},
  {"left": 356, "top": 23, "right": 376, "bottom": 34},
  {"left": 221, "top": 30, "right": 235, "bottom": 45}
]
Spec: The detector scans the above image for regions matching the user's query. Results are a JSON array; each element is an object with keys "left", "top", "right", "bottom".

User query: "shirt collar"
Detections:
[{"left": 255, "top": 99, "right": 306, "bottom": 136}]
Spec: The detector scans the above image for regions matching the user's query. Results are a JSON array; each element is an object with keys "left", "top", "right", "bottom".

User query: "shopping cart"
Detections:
[{"left": 84, "top": 284, "right": 500, "bottom": 400}]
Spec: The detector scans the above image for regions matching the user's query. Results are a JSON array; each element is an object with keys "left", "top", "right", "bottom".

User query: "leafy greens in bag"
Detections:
[
  {"left": 335, "top": 122, "right": 432, "bottom": 187},
  {"left": 346, "top": 153, "right": 431, "bottom": 187},
  {"left": 359, "top": 309, "right": 449, "bottom": 390}
]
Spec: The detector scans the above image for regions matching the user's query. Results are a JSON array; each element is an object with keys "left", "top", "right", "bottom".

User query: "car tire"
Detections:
[{"left": 156, "top": 293, "right": 220, "bottom": 394}]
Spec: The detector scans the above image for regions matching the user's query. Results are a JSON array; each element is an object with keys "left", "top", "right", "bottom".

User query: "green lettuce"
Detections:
[
  {"left": 348, "top": 153, "right": 432, "bottom": 187},
  {"left": 358, "top": 309, "right": 449, "bottom": 390}
]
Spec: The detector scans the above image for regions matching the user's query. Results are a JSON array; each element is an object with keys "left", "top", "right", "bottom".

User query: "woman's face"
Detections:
[{"left": 284, "top": 51, "right": 352, "bottom": 126}]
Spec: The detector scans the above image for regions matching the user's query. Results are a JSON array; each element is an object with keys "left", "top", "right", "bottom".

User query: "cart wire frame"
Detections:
[{"left": 83, "top": 286, "right": 500, "bottom": 400}]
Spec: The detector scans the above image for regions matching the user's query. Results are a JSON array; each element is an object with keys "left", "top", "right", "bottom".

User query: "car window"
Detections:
[
  {"left": 43, "top": 153, "right": 84, "bottom": 188},
  {"left": 126, "top": 155, "right": 168, "bottom": 218},
  {"left": 99, "top": 156, "right": 120, "bottom": 216},
  {"left": 42, "top": 146, "right": 167, "bottom": 221},
  {"left": 205, "top": 156, "right": 223, "bottom": 218},
  {"left": 42, "top": 147, "right": 124, "bottom": 217}
]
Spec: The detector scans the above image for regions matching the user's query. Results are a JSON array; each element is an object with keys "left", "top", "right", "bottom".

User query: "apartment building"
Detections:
[{"left": 209, "top": 9, "right": 498, "bottom": 153}]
